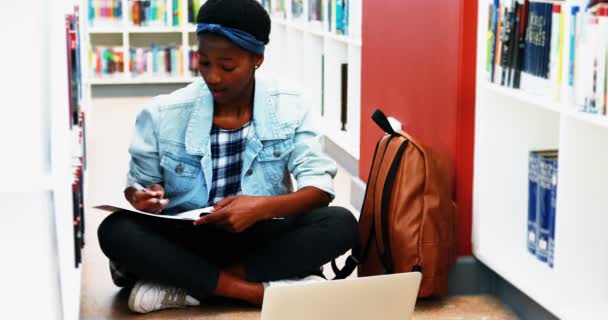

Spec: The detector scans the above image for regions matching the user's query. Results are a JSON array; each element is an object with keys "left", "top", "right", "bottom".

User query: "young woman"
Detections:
[{"left": 97, "top": 0, "right": 358, "bottom": 314}]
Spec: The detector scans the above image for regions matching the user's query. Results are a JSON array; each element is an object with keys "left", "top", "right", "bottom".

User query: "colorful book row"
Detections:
[
  {"left": 486, "top": 0, "right": 565, "bottom": 98},
  {"left": 89, "top": 0, "right": 202, "bottom": 26},
  {"left": 90, "top": 46, "right": 199, "bottom": 78},
  {"left": 261, "top": 0, "right": 349, "bottom": 35}
]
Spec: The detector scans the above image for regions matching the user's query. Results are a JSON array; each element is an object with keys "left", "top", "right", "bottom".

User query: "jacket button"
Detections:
[
  {"left": 273, "top": 149, "right": 282, "bottom": 157},
  {"left": 175, "top": 164, "right": 184, "bottom": 174},
  {"left": 245, "top": 169, "right": 253, "bottom": 176}
]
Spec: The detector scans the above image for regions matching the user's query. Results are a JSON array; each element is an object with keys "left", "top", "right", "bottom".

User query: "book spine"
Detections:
[
  {"left": 514, "top": 0, "right": 528, "bottom": 89},
  {"left": 542, "top": 3, "right": 553, "bottom": 79},
  {"left": 152, "top": 43, "right": 159, "bottom": 74},
  {"left": 549, "top": 4, "right": 560, "bottom": 85},
  {"left": 569, "top": 6, "right": 580, "bottom": 89},
  {"left": 66, "top": 16, "right": 74, "bottom": 129},
  {"left": 146, "top": 49, "right": 153, "bottom": 75},
  {"left": 508, "top": 2, "right": 521, "bottom": 88},
  {"left": 556, "top": 7, "right": 565, "bottom": 102},
  {"left": 527, "top": 151, "right": 539, "bottom": 255},
  {"left": 597, "top": 7, "right": 608, "bottom": 115},
  {"left": 336, "top": 0, "right": 345, "bottom": 34},
  {"left": 500, "top": 6, "right": 513, "bottom": 86},
  {"left": 487, "top": 3, "right": 495, "bottom": 79},
  {"left": 175, "top": 0, "right": 181, "bottom": 26},
  {"left": 494, "top": 4, "right": 503, "bottom": 83},
  {"left": 536, "top": 154, "right": 552, "bottom": 263},
  {"left": 159, "top": 49, "right": 166, "bottom": 76},
  {"left": 547, "top": 156, "right": 558, "bottom": 268}
]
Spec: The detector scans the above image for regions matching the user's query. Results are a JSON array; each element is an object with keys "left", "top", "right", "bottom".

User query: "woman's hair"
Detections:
[{"left": 197, "top": 0, "right": 271, "bottom": 45}]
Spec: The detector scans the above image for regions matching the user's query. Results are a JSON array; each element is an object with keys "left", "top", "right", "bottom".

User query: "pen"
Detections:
[
  {"left": 132, "top": 182, "right": 152, "bottom": 193},
  {"left": 132, "top": 182, "right": 168, "bottom": 206}
]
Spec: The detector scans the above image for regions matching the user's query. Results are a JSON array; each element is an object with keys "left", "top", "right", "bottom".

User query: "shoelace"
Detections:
[{"left": 160, "top": 287, "right": 188, "bottom": 307}]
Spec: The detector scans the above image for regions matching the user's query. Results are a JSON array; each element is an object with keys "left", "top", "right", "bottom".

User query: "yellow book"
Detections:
[
  {"left": 177, "top": 48, "right": 184, "bottom": 76},
  {"left": 556, "top": 10, "right": 565, "bottom": 102}
]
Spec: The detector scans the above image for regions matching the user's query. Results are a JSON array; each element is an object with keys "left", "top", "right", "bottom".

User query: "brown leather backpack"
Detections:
[{"left": 332, "top": 109, "right": 457, "bottom": 297}]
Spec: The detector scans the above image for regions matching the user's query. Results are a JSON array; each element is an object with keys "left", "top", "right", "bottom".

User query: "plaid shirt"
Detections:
[{"left": 206, "top": 121, "right": 251, "bottom": 206}]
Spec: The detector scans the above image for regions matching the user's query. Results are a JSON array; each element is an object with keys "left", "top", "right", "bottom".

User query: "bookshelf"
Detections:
[
  {"left": 83, "top": 0, "right": 202, "bottom": 86},
  {"left": 475, "top": 0, "right": 608, "bottom": 318},
  {"left": 1, "top": 3, "right": 86, "bottom": 320},
  {"left": 261, "top": 0, "right": 363, "bottom": 160}
]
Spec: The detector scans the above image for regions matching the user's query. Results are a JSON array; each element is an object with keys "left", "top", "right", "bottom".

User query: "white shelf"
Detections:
[
  {"left": 273, "top": 18, "right": 362, "bottom": 47},
  {"left": 126, "top": 26, "right": 185, "bottom": 33},
  {"left": 484, "top": 82, "right": 608, "bottom": 129},
  {"left": 87, "top": 76, "right": 198, "bottom": 85},
  {"left": 484, "top": 82, "right": 562, "bottom": 114},
  {"left": 322, "top": 119, "right": 360, "bottom": 160},
  {"left": 88, "top": 27, "right": 124, "bottom": 34},
  {"left": 564, "top": 109, "right": 608, "bottom": 129}
]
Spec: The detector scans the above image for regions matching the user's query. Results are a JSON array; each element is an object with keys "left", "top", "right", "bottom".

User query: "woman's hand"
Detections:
[
  {"left": 124, "top": 183, "right": 170, "bottom": 213},
  {"left": 193, "top": 195, "right": 271, "bottom": 232}
]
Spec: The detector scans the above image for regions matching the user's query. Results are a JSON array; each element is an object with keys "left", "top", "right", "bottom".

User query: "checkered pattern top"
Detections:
[{"left": 206, "top": 121, "right": 251, "bottom": 206}]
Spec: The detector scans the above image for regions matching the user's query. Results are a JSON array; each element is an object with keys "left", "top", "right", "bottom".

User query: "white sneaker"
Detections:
[
  {"left": 127, "top": 281, "right": 200, "bottom": 314},
  {"left": 263, "top": 274, "right": 326, "bottom": 290}
]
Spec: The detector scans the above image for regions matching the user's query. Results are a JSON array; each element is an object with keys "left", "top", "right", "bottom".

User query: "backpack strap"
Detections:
[
  {"left": 332, "top": 135, "right": 387, "bottom": 279},
  {"left": 378, "top": 139, "right": 408, "bottom": 273},
  {"left": 331, "top": 109, "right": 399, "bottom": 279},
  {"left": 371, "top": 109, "right": 397, "bottom": 135}
]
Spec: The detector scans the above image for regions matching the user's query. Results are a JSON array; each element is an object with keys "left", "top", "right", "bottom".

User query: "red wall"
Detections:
[{"left": 360, "top": 0, "right": 477, "bottom": 256}]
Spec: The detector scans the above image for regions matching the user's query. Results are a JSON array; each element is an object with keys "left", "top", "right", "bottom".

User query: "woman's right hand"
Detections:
[{"left": 124, "top": 183, "right": 169, "bottom": 213}]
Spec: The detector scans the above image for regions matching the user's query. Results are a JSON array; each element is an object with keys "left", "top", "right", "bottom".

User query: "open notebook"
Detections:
[{"left": 93, "top": 205, "right": 214, "bottom": 221}]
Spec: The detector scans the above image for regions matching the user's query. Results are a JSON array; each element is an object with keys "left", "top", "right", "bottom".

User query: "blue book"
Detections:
[
  {"left": 547, "top": 156, "right": 558, "bottom": 268},
  {"left": 541, "top": 3, "right": 553, "bottom": 78},
  {"left": 336, "top": 0, "right": 345, "bottom": 34},
  {"left": 152, "top": 43, "right": 159, "bottom": 74},
  {"left": 89, "top": 0, "right": 95, "bottom": 25},
  {"left": 524, "top": 2, "right": 538, "bottom": 75},
  {"left": 170, "top": 45, "right": 177, "bottom": 76},
  {"left": 536, "top": 151, "right": 558, "bottom": 263},
  {"left": 115, "top": 0, "right": 122, "bottom": 18},
  {"left": 569, "top": 6, "right": 580, "bottom": 87},
  {"left": 527, "top": 152, "right": 540, "bottom": 255}
]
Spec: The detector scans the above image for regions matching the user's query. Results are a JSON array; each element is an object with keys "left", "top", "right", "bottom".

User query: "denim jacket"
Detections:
[{"left": 127, "top": 76, "right": 337, "bottom": 213}]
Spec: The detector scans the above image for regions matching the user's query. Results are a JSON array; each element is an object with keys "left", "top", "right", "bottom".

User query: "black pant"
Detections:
[{"left": 97, "top": 206, "right": 358, "bottom": 300}]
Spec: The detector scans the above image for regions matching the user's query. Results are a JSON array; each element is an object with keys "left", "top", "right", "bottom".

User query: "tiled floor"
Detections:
[{"left": 80, "top": 97, "right": 517, "bottom": 319}]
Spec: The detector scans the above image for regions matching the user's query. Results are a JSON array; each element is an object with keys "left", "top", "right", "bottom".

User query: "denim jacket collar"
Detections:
[{"left": 184, "top": 76, "right": 288, "bottom": 156}]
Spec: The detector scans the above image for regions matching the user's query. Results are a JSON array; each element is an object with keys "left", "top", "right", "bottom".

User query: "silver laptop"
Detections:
[{"left": 261, "top": 272, "right": 422, "bottom": 320}]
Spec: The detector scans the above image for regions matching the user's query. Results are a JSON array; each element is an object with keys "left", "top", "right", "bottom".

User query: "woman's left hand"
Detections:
[{"left": 193, "top": 195, "right": 272, "bottom": 232}]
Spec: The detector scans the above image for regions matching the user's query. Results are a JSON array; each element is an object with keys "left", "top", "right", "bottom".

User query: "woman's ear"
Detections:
[{"left": 254, "top": 55, "right": 264, "bottom": 69}]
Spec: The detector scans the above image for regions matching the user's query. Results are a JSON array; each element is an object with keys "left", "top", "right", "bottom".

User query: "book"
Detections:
[
  {"left": 94, "top": 204, "right": 214, "bottom": 221},
  {"left": 546, "top": 155, "right": 558, "bottom": 268},
  {"left": 308, "top": 0, "right": 322, "bottom": 21},
  {"left": 291, "top": 0, "right": 304, "bottom": 20},
  {"left": 494, "top": 3, "right": 503, "bottom": 83},
  {"left": 340, "top": 63, "right": 348, "bottom": 131},
  {"left": 486, "top": 3, "right": 495, "bottom": 78},
  {"left": 529, "top": 150, "right": 558, "bottom": 265},
  {"left": 527, "top": 151, "right": 540, "bottom": 255},
  {"left": 336, "top": 0, "right": 347, "bottom": 35},
  {"left": 569, "top": 6, "right": 580, "bottom": 89},
  {"left": 513, "top": 0, "right": 529, "bottom": 88}
]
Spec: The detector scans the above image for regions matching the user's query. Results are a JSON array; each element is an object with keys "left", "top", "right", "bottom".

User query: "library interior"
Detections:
[{"left": 2, "top": 0, "right": 607, "bottom": 319}]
